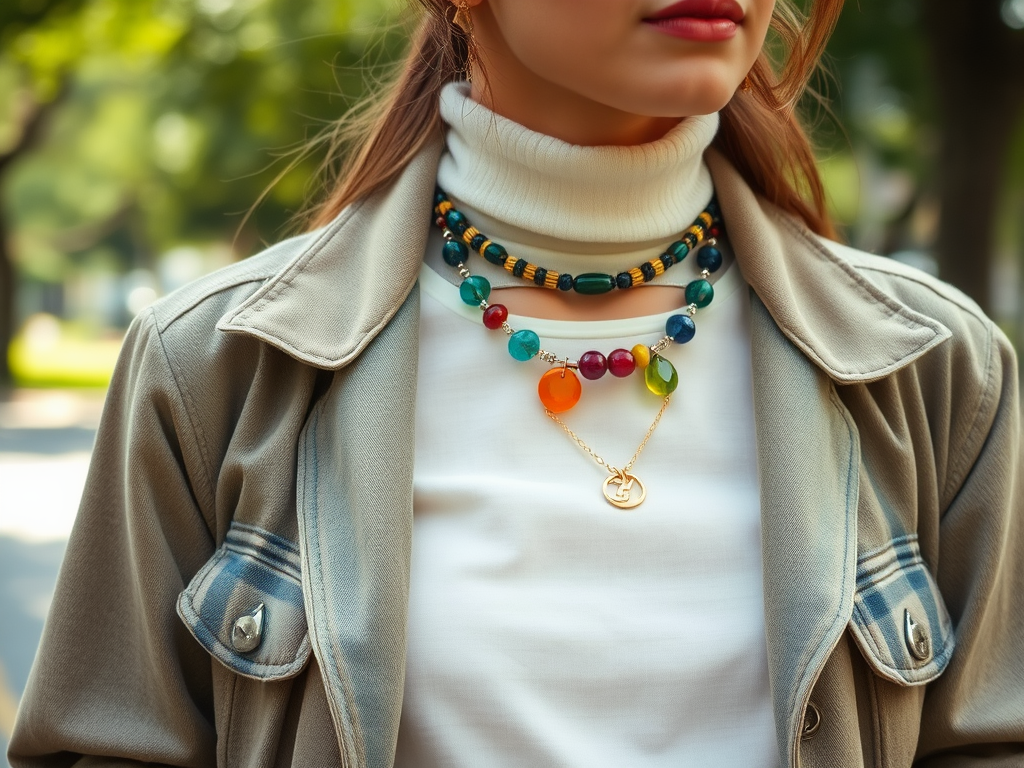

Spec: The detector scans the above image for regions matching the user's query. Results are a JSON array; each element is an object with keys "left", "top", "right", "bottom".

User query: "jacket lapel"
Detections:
[
  {"left": 749, "top": 294, "right": 860, "bottom": 766},
  {"left": 296, "top": 288, "right": 421, "bottom": 768}
]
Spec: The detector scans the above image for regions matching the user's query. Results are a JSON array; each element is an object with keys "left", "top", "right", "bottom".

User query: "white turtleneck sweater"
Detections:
[{"left": 396, "top": 83, "right": 776, "bottom": 768}]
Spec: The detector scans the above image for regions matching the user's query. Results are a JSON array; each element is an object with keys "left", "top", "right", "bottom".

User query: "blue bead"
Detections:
[
  {"left": 442, "top": 240, "right": 468, "bottom": 267},
  {"left": 616, "top": 272, "right": 632, "bottom": 289},
  {"left": 697, "top": 246, "right": 723, "bottom": 273},
  {"left": 666, "top": 314, "right": 696, "bottom": 343},
  {"left": 557, "top": 273, "right": 574, "bottom": 291},
  {"left": 459, "top": 275, "right": 491, "bottom": 305},
  {"left": 470, "top": 234, "right": 487, "bottom": 251},
  {"left": 508, "top": 329, "right": 541, "bottom": 361}
]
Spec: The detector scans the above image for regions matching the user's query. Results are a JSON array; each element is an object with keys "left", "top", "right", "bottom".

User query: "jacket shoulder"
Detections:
[
  {"left": 147, "top": 229, "right": 321, "bottom": 336},
  {"left": 818, "top": 238, "right": 991, "bottom": 337}
]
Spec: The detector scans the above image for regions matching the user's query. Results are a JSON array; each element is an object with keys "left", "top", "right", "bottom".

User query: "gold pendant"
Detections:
[{"left": 602, "top": 469, "right": 646, "bottom": 509}]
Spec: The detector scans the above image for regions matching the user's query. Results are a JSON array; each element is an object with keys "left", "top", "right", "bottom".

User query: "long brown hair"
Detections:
[{"left": 307, "top": 0, "right": 844, "bottom": 239}]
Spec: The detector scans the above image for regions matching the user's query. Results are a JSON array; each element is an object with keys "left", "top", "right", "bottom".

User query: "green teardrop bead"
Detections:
[{"left": 644, "top": 354, "right": 678, "bottom": 395}]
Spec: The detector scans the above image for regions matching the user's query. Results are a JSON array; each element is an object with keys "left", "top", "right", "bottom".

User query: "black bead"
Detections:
[
  {"left": 534, "top": 267, "right": 548, "bottom": 286},
  {"left": 616, "top": 272, "right": 632, "bottom": 289},
  {"left": 512, "top": 259, "right": 528, "bottom": 278},
  {"left": 470, "top": 234, "right": 487, "bottom": 251},
  {"left": 434, "top": 190, "right": 446, "bottom": 205},
  {"left": 558, "top": 273, "right": 574, "bottom": 291},
  {"left": 640, "top": 262, "right": 656, "bottom": 282},
  {"left": 682, "top": 232, "right": 698, "bottom": 248},
  {"left": 660, "top": 254, "right": 675, "bottom": 271}
]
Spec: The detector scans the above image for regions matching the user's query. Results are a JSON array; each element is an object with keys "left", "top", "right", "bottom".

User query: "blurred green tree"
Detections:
[
  {"left": 824, "top": 0, "right": 1024, "bottom": 315},
  {"left": 1, "top": 0, "right": 403, "bottom": 387}
]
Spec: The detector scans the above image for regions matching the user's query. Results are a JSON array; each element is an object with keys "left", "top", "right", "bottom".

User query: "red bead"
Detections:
[
  {"left": 436, "top": 216, "right": 447, "bottom": 228},
  {"left": 608, "top": 348, "right": 636, "bottom": 377},
  {"left": 578, "top": 351, "right": 608, "bottom": 380},
  {"left": 708, "top": 225, "right": 721, "bottom": 238},
  {"left": 482, "top": 304, "right": 508, "bottom": 329}
]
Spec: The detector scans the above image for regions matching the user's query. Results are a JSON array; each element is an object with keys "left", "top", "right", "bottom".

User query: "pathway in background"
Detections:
[{"left": 0, "top": 389, "right": 103, "bottom": 766}]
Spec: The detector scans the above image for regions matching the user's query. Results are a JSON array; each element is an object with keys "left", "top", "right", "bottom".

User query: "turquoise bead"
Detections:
[
  {"left": 508, "top": 329, "right": 541, "bottom": 361},
  {"left": 644, "top": 354, "right": 678, "bottom": 395},
  {"left": 573, "top": 273, "right": 616, "bottom": 295},
  {"left": 685, "top": 279, "right": 714, "bottom": 308},
  {"left": 459, "top": 275, "right": 491, "bottom": 306}
]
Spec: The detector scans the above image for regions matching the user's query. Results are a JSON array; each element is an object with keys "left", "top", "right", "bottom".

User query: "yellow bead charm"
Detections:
[{"left": 631, "top": 344, "right": 651, "bottom": 369}]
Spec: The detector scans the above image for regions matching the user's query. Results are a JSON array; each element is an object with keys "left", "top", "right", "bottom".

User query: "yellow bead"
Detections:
[
  {"left": 478, "top": 239, "right": 492, "bottom": 255},
  {"left": 632, "top": 344, "right": 651, "bottom": 369},
  {"left": 629, "top": 268, "right": 644, "bottom": 287},
  {"left": 504, "top": 257, "right": 519, "bottom": 273},
  {"left": 437, "top": 200, "right": 453, "bottom": 215},
  {"left": 523, "top": 264, "right": 537, "bottom": 281},
  {"left": 689, "top": 224, "right": 705, "bottom": 241},
  {"left": 699, "top": 212, "right": 713, "bottom": 228},
  {"left": 462, "top": 226, "right": 480, "bottom": 244},
  {"left": 544, "top": 271, "right": 559, "bottom": 289},
  {"left": 651, "top": 259, "right": 665, "bottom": 276}
]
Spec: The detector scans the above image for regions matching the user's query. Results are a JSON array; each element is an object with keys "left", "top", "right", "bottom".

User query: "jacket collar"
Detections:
[{"left": 218, "top": 137, "right": 950, "bottom": 383}]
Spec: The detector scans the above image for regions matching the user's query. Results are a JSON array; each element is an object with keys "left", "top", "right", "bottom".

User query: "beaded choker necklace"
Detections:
[{"left": 431, "top": 190, "right": 728, "bottom": 509}]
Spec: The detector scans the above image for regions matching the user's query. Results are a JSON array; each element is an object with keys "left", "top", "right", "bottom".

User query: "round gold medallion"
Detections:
[{"left": 602, "top": 470, "right": 646, "bottom": 509}]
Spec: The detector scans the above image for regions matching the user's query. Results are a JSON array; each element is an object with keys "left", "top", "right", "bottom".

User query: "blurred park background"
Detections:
[{"left": 1, "top": 0, "right": 1023, "bottom": 760}]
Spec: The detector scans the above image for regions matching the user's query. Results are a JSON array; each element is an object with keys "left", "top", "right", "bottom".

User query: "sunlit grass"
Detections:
[{"left": 8, "top": 315, "right": 123, "bottom": 388}]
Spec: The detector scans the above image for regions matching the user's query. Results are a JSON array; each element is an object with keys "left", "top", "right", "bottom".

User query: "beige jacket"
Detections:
[{"left": 9, "top": 141, "right": 1024, "bottom": 768}]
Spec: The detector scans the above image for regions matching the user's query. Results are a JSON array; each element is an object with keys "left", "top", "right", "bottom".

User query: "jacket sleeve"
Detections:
[
  {"left": 8, "top": 308, "right": 218, "bottom": 768},
  {"left": 916, "top": 325, "right": 1024, "bottom": 765}
]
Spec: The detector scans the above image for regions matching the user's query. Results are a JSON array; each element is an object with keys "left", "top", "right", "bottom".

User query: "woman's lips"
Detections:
[{"left": 643, "top": 0, "right": 745, "bottom": 41}]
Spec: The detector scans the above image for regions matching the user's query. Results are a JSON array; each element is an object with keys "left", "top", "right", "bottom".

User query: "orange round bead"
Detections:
[{"left": 538, "top": 367, "right": 582, "bottom": 413}]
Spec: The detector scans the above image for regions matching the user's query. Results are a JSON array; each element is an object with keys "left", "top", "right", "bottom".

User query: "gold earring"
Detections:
[
  {"left": 453, "top": 0, "right": 473, "bottom": 35},
  {"left": 740, "top": 75, "right": 753, "bottom": 93}
]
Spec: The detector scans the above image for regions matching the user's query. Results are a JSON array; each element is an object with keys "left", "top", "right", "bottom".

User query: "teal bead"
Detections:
[
  {"left": 666, "top": 241, "right": 690, "bottom": 262},
  {"left": 685, "top": 279, "right": 714, "bottom": 308},
  {"left": 508, "top": 329, "right": 541, "bottom": 361},
  {"left": 573, "top": 273, "right": 616, "bottom": 295},
  {"left": 644, "top": 354, "right": 678, "bottom": 395},
  {"left": 482, "top": 242, "right": 508, "bottom": 265},
  {"left": 459, "top": 275, "right": 491, "bottom": 306}
]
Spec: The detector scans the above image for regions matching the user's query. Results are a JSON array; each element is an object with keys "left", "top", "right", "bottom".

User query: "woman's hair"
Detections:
[{"left": 306, "top": 0, "right": 844, "bottom": 239}]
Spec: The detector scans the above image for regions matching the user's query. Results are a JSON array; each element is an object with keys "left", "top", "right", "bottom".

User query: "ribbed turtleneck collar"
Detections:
[{"left": 437, "top": 81, "right": 719, "bottom": 244}]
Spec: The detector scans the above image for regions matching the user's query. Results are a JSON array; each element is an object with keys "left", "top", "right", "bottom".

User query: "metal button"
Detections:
[
  {"left": 904, "top": 609, "right": 932, "bottom": 663},
  {"left": 801, "top": 702, "right": 821, "bottom": 740},
  {"left": 232, "top": 603, "right": 265, "bottom": 653}
]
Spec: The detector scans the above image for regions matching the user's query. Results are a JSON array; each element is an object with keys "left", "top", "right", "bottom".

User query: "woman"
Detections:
[{"left": 10, "top": 0, "right": 1024, "bottom": 766}]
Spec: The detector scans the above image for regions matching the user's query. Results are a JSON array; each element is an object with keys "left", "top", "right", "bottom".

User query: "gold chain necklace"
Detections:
[{"left": 544, "top": 396, "right": 671, "bottom": 509}]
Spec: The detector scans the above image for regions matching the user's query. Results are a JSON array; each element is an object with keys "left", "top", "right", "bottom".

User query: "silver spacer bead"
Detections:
[
  {"left": 686, "top": 303, "right": 698, "bottom": 317},
  {"left": 701, "top": 269, "right": 711, "bottom": 279},
  {"left": 501, "top": 322, "right": 514, "bottom": 336},
  {"left": 458, "top": 267, "right": 471, "bottom": 279}
]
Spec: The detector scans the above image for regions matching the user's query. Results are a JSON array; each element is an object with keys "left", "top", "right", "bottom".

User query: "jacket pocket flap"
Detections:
[
  {"left": 177, "top": 522, "right": 311, "bottom": 681},
  {"left": 849, "top": 535, "right": 955, "bottom": 686}
]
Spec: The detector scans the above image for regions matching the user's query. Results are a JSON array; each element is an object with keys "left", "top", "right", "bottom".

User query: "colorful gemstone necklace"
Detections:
[
  {"left": 432, "top": 191, "right": 726, "bottom": 413},
  {"left": 431, "top": 193, "right": 728, "bottom": 509}
]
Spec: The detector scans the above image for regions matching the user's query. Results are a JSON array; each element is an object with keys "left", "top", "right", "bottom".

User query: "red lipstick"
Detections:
[{"left": 643, "top": 0, "right": 745, "bottom": 42}]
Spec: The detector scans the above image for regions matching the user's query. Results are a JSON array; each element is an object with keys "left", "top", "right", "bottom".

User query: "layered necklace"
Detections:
[{"left": 432, "top": 188, "right": 725, "bottom": 508}]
